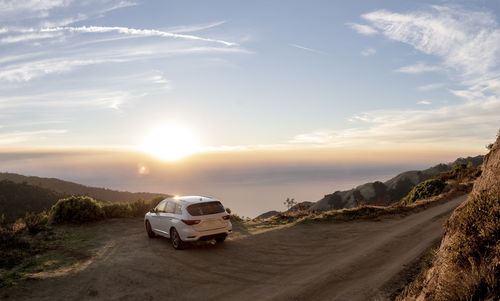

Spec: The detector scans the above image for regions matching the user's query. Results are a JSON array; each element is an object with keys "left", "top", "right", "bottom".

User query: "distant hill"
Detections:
[
  {"left": 0, "top": 172, "right": 167, "bottom": 204},
  {"left": 309, "top": 155, "right": 483, "bottom": 211},
  {"left": 256, "top": 155, "right": 484, "bottom": 218},
  {"left": 0, "top": 180, "right": 63, "bottom": 222}
]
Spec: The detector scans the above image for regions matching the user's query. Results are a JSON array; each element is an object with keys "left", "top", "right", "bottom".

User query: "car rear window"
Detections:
[{"left": 187, "top": 201, "right": 225, "bottom": 216}]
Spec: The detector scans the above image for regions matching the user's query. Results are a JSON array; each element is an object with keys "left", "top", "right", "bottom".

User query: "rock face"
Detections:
[
  {"left": 255, "top": 201, "right": 314, "bottom": 219},
  {"left": 409, "top": 135, "right": 500, "bottom": 300},
  {"left": 309, "top": 156, "right": 483, "bottom": 212},
  {"left": 256, "top": 210, "right": 280, "bottom": 219}
]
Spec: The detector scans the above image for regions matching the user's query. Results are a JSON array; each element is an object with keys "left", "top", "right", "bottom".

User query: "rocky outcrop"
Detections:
[
  {"left": 309, "top": 156, "right": 482, "bottom": 212},
  {"left": 256, "top": 210, "right": 280, "bottom": 219},
  {"left": 255, "top": 201, "right": 314, "bottom": 219},
  {"left": 406, "top": 135, "right": 500, "bottom": 300}
]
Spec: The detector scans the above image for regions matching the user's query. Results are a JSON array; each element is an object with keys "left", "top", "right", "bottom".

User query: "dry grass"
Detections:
[{"left": 398, "top": 187, "right": 500, "bottom": 301}]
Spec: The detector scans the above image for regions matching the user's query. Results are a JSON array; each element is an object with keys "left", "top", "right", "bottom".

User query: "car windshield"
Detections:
[{"left": 187, "top": 201, "right": 225, "bottom": 216}]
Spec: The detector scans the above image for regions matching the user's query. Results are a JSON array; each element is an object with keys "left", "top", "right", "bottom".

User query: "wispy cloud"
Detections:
[
  {"left": 310, "top": 5, "right": 500, "bottom": 148},
  {"left": 361, "top": 47, "right": 376, "bottom": 56},
  {"left": 291, "top": 98, "right": 499, "bottom": 147},
  {"left": 41, "top": 25, "right": 238, "bottom": 46},
  {"left": 345, "top": 22, "right": 378, "bottom": 35},
  {"left": 0, "top": 58, "right": 124, "bottom": 82},
  {"left": 0, "top": 129, "right": 67, "bottom": 145},
  {"left": 290, "top": 44, "right": 328, "bottom": 55},
  {"left": 150, "top": 70, "right": 171, "bottom": 89},
  {"left": 167, "top": 20, "right": 227, "bottom": 33},
  {"left": 394, "top": 62, "right": 440, "bottom": 74},
  {"left": 362, "top": 6, "right": 500, "bottom": 77},
  {"left": 417, "top": 100, "right": 432, "bottom": 105},
  {"left": 417, "top": 83, "right": 445, "bottom": 91}
]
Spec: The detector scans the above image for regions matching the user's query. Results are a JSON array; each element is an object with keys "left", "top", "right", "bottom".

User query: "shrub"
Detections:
[
  {"left": 401, "top": 179, "right": 445, "bottom": 205},
  {"left": 128, "top": 199, "right": 152, "bottom": 217},
  {"left": 23, "top": 211, "right": 48, "bottom": 234},
  {"left": 102, "top": 202, "right": 131, "bottom": 218},
  {"left": 49, "top": 196, "right": 105, "bottom": 224}
]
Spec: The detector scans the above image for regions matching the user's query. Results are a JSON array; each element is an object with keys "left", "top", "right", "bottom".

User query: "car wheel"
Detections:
[
  {"left": 145, "top": 221, "right": 156, "bottom": 238},
  {"left": 170, "top": 228, "right": 185, "bottom": 250},
  {"left": 215, "top": 236, "right": 226, "bottom": 243}
]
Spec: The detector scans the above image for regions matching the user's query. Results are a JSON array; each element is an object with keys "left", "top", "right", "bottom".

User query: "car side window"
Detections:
[
  {"left": 156, "top": 200, "right": 167, "bottom": 212},
  {"left": 165, "top": 201, "right": 176, "bottom": 214},
  {"left": 174, "top": 204, "right": 182, "bottom": 215}
]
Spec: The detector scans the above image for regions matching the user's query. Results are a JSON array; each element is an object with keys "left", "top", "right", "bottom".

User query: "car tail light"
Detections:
[
  {"left": 222, "top": 215, "right": 231, "bottom": 220},
  {"left": 182, "top": 219, "right": 200, "bottom": 225}
]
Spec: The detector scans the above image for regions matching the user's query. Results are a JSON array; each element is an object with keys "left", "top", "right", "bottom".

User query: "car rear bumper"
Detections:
[{"left": 179, "top": 226, "right": 232, "bottom": 241}]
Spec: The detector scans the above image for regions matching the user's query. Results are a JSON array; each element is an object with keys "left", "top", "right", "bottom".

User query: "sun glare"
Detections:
[{"left": 141, "top": 124, "right": 199, "bottom": 161}]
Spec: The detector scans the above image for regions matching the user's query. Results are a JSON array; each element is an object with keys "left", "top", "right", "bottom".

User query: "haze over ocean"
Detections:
[{"left": 0, "top": 148, "right": 482, "bottom": 217}]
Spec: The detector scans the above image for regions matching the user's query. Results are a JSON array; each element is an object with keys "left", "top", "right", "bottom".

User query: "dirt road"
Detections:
[{"left": 5, "top": 195, "right": 467, "bottom": 301}]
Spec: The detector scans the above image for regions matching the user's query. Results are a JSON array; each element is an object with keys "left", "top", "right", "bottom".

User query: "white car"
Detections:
[{"left": 144, "top": 196, "right": 232, "bottom": 249}]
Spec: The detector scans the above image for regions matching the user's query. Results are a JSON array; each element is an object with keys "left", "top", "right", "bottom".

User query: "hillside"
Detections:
[
  {"left": 0, "top": 172, "right": 167, "bottom": 203},
  {"left": 401, "top": 136, "right": 500, "bottom": 300},
  {"left": 0, "top": 180, "right": 64, "bottom": 222},
  {"left": 309, "top": 156, "right": 483, "bottom": 211}
]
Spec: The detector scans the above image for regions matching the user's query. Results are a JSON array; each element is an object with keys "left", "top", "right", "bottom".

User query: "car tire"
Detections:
[
  {"left": 145, "top": 220, "right": 156, "bottom": 238},
  {"left": 170, "top": 228, "right": 186, "bottom": 250},
  {"left": 215, "top": 236, "right": 226, "bottom": 243}
]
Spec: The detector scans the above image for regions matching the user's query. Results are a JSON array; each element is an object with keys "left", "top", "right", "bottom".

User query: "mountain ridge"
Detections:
[
  {"left": 256, "top": 155, "right": 483, "bottom": 218},
  {"left": 0, "top": 172, "right": 167, "bottom": 203}
]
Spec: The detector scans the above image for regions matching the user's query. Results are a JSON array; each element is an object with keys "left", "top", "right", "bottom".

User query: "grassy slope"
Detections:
[
  {"left": 0, "top": 180, "right": 63, "bottom": 222},
  {"left": 398, "top": 135, "right": 500, "bottom": 300},
  {"left": 0, "top": 172, "right": 166, "bottom": 203}
]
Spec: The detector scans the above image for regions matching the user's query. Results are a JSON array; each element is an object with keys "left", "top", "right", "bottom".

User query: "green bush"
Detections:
[
  {"left": 401, "top": 179, "right": 445, "bottom": 205},
  {"left": 49, "top": 196, "right": 105, "bottom": 224},
  {"left": 102, "top": 202, "right": 131, "bottom": 218},
  {"left": 129, "top": 199, "right": 152, "bottom": 217},
  {"left": 23, "top": 211, "right": 48, "bottom": 234}
]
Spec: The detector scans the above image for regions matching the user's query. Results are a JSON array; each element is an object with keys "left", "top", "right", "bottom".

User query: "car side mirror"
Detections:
[{"left": 150, "top": 208, "right": 157, "bottom": 213}]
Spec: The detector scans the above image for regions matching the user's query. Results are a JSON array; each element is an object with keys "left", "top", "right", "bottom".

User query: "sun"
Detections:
[{"left": 141, "top": 124, "right": 199, "bottom": 161}]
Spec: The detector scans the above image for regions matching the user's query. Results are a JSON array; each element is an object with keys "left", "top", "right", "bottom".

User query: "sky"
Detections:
[{"left": 1, "top": 0, "right": 499, "bottom": 216}]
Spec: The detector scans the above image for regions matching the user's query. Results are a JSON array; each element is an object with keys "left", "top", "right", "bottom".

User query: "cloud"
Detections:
[
  {"left": 417, "top": 83, "right": 445, "bottom": 91},
  {"left": 0, "top": 31, "right": 62, "bottom": 44},
  {"left": 0, "top": 58, "right": 124, "bottom": 82},
  {"left": 0, "top": 0, "right": 137, "bottom": 25},
  {"left": 305, "top": 5, "right": 500, "bottom": 149},
  {"left": 0, "top": 0, "right": 72, "bottom": 15},
  {"left": 0, "top": 129, "right": 67, "bottom": 145},
  {"left": 150, "top": 70, "right": 171, "bottom": 89},
  {"left": 346, "top": 22, "right": 378, "bottom": 35},
  {"left": 417, "top": 100, "right": 432, "bottom": 105},
  {"left": 362, "top": 6, "right": 500, "bottom": 77},
  {"left": 394, "top": 62, "right": 440, "bottom": 74},
  {"left": 292, "top": 98, "right": 499, "bottom": 147},
  {"left": 167, "top": 20, "right": 227, "bottom": 33},
  {"left": 289, "top": 43, "right": 328, "bottom": 55},
  {"left": 361, "top": 47, "right": 376, "bottom": 56},
  {"left": 41, "top": 25, "right": 238, "bottom": 46}
]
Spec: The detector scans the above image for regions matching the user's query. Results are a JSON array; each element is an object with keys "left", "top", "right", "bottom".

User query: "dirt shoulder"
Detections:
[{"left": 2, "top": 195, "right": 467, "bottom": 301}]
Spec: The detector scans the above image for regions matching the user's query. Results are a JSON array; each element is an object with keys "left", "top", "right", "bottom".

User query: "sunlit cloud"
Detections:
[
  {"left": 417, "top": 100, "right": 432, "bottom": 105},
  {"left": 0, "top": 129, "right": 67, "bottom": 145},
  {"left": 292, "top": 98, "right": 499, "bottom": 147}
]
